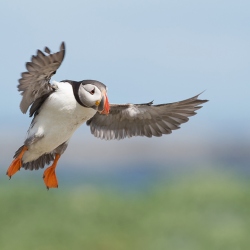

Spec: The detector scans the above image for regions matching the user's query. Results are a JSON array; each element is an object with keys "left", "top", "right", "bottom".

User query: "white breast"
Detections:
[{"left": 22, "top": 81, "right": 97, "bottom": 163}]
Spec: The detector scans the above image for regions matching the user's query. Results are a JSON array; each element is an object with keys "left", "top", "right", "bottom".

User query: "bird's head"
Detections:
[{"left": 78, "top": 80, "right": 110, "bottom": 115}]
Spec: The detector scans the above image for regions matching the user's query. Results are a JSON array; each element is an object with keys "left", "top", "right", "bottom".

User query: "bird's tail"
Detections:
[{"left": 13, "top": 145, "right": 55, "bottom": 171}]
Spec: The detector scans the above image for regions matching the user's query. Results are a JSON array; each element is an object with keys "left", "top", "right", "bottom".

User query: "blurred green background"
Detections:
[{"left": 1, "top": 170, "right": 250, "bottom": 250}]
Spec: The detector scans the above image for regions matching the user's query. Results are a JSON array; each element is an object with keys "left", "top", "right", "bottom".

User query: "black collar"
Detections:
[{"left": 62, "top": 80, "right": 87, "bottom": 107}]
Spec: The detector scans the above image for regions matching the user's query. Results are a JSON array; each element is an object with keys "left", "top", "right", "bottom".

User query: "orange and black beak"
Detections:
[{"left": 98, "top": 92, "right": 110, "bottom": 115}]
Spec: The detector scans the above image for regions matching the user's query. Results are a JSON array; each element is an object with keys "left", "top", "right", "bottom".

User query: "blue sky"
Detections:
[{"left": 0, "top": 1, "right": 249, "bottom": 173}]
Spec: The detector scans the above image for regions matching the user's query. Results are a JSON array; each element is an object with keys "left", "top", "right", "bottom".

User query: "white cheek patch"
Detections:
[{"left": 79, "top": 84, "right": 102, "bottom": 107}]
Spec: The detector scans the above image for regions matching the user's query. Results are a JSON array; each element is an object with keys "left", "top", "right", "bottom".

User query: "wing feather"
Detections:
[
  {"left": 87, "top": 93, "right": 208, "bottom": 140},
  {"left": 18, "top": 42, "right": 66, "bottom": 114}
]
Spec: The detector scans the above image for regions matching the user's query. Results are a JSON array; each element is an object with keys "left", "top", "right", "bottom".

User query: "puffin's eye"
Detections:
[{"left": 83, "top": 84, "right": 96, "bottom": 94}]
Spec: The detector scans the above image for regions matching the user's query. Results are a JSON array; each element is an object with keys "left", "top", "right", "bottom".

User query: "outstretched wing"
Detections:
[
  {"left": 18, "top": 42, "right": 66, "bottom": 114},
  {"left": 87, "top": 93, "right": 208, "bottom": 140}
]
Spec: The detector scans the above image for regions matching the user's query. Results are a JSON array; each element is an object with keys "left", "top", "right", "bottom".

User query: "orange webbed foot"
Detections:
[
  {"left": 43, "top": 154, "right": 60, "bottom": 189},
  {"left": 43, "top": 166, "right": 58, "bottom": 189},
  {"left": 6, "top": 158, "right": 22, "bottom": 179},
  {"left": 6, "top": 146, "right": 28, "bottom": 179}
]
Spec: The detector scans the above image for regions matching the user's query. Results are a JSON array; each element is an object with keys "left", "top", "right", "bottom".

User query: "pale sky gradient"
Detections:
[{"left": 0, "top": 1, "right": 249, "bottom": 174}]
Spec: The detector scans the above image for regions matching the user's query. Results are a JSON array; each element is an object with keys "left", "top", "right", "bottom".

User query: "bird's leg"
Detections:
[
  {"left": 6, "top": 146, "right": 28, "bottom": 179},
  {"left": 43, "top": 154, "right": 61, "bottom": 189}
]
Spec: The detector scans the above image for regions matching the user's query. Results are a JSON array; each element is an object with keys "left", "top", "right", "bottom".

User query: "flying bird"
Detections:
[{"left": 6, "top": 42, "right": 208, "bottom": 189}]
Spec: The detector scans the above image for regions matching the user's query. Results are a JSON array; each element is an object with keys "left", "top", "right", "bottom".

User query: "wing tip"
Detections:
[
  {"left": 196, "top": 90, "right": 209, "bottom": 103},
  {"left": 60, "top": 41, "right": 66, "bottom": 51},
  {"left": 43, "top": 41, "right": 65, "bottom": 55},
  {"left": 44, "top": 46, "right": 51, "bottom": 54}
]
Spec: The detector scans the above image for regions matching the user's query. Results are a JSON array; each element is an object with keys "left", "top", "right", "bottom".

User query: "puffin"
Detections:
[{"left": 6, "top": 42, "right": 208, "bottom": 189}]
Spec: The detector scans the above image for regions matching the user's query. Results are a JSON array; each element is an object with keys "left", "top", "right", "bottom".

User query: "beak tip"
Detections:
[{"left": 101, "top": 93, "right": 110, "bottom": 115}]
